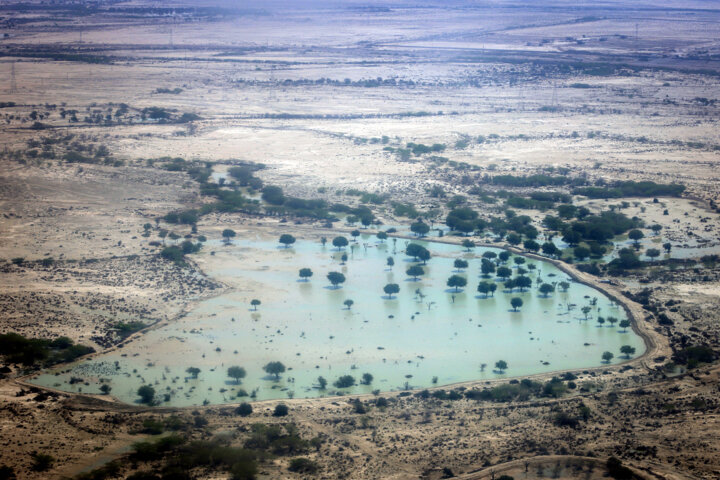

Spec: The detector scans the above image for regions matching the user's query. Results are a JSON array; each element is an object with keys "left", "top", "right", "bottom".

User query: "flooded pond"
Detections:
[{"left": 30, "top": 234, "right": 645, "bottom": 406}]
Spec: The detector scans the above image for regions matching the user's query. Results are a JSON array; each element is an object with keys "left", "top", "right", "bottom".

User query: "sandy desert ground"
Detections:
[{"left": 1, "top": 1, "right": 720, "bottom": 479}]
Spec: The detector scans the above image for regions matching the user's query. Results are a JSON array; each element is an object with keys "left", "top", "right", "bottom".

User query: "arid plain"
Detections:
[{"left": 1, "top": 1, "right": 720, "bottom": 479}]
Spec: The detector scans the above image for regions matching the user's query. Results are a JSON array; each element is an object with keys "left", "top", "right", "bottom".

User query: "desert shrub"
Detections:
[{"left": 288, "top": 457, "right": 319, "bottom": 474}]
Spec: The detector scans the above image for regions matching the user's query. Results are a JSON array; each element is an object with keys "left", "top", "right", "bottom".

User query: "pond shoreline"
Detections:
[{"left": 16, "top": 224, "right": 667, "bottom": 410}]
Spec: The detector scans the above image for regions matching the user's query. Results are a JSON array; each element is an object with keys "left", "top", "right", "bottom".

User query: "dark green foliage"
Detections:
[
  {"left": 553, "top": 411, "right": 580, "bottom": 428},
  {"left": 327, "top": 271, "right": 346, "bottom": 287},
  {"left": 137, "top": 385, "right": 156, "bottom": 404},
  {"left": 288, "top": 457, "right": 319, "bottom": 474},
  {"left": 261, "top": 186, "right": 285, "bottom": 205},
  {"left": 334, "top": 375, "right": 356, "bottom": 388},
  {"left": 113, "top": 321, "right": 148, "bottom": 338},
  {"left": 406, "top": 265, "right": 425, "bottom": 280},
  {"left": 673, "top": 345, "right": 716, "bottom": 369},
  {"left": 273, "top": 404, "right": 289, "bottom": 417},
  {"left": 235, "top": 403, "right": 253, "bottom": 417},
  {"left": 405, "top": 243, "right": 430, "bottom": 263},
  {"left": 608, "top": 248, "right": 642, "bottom": 271},
  {"left": 263, "top": 361, "right": 286, "bottom": 379},
  {"left": 410, "top": 221, "right": 430, "bottom": 237},
  {"left": 446, "top": 275, "right": 467, "bottom": 291},
  {"left": 489, "top": 174, "right": 578, "bottom": 187},
  {"left": 0, "top": 332, "right": 94, "bottom": 367},
  {"left": 279, "top": 234, "right": 296, "bottom": 247},
  {"left": 160, "top": 246, "right": 185, "bottom": 264},
  {"left": 30, "top": 453, "right": 54, "bottom": 472},
  {"left": 383, "top": 283, "right": 400, "bottom": 298},
  {"left": 573, "top": 181, "right": 685, "bottom": 199},
  {"left": 332, "top": 236, "right": 349, "bottom": 249},
  {"left": 446, "top": 207, "right": 480, "bottom": 234},
  {"left": 565, "top": 211, "right": 640, "bottom": 244}
]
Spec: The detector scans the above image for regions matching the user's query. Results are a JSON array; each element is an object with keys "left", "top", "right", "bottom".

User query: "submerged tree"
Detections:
[
  {"left": 406, "top": 265, "right": 425, "bottom": 281},
  {"left": 227, "top": 366, "right": 247, "bottom": 384},
  {"left": 383, "top": 283, "right": 400, "bottom": 299},
  {"left": 477, "top": 281, "right": 497, "bottom": 298},
  {"left": 299, "top": 268, "right": 313, "bottom": 281},
  {"left": 602, "top": 351, "right": 614, "bottom": 363},
  {"left": 539, "top": 283, "right": 555, "bottom": 297},
  {"left": 495, "top": 360, "right": 508, "bottom": 372},
  {"left": 510, "top": 297, "right": 523, "bottom": 311},
  {"left": 332, "top": 236, "right": 349, "bottom": 249},
  {"left": 327, "top": 271, "right": 346, "bottom": 288},
  {"left": 620, "top": 345, "right": 636, "bottom": 358},
  {"left": 222, "top": 228, "right": 236, "bottom": 244},
  {"left": 186, "top": 367, "right": 201, "bottom": 379},
  {"left": 279, "top": 234, "right": 296, "bottom": 248},
  {"left": 263, "top": 361, "right": 286, "bottom": 380},
  {"left": 447, "top": 275, "right": 467, "bottom": 292},
  {"left": 137, "top": 385, "right": 155, "bottom": 404},
  {"left": 454, "top": 259, "right": 469, "bottom": 271},
  {"left": 344, "top": 299, "right": 354, "bottom": 310}
]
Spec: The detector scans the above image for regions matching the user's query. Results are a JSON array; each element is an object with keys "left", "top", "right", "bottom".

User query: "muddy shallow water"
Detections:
[{"left": 31, "top": 235, "right": 644, "bottom": 406}]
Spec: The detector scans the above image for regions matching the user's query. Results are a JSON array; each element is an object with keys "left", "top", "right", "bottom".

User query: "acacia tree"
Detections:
[
  {"left": 581, "top": 306, "right": 592, "bottom": 320},
  {"left": 222, "top": 229, "right": 236, "bottom": 244},
  {"left": 332, "top": 236, "right": 348, "bottom": 250},
  {"left": 607, "top": 316, "right": 618, "bottom": 328},
  {"left": 279, "top": 234, "right": 296, "bottom": 248},
  {"left": 410, "top": 221, "right": 430, "bottom": 237},
  {"left": 263, "top": 361, "right": 286, "bottom": 380},
  {"left": 619, "top": 320, "right": 631, "bottom": 332},
  {"left": 377, "top": 231, "right": 388, "bottom": 243},
  {"left": 628, "top": 229, "right": 644, "bottom": 247},
  {"left": 462, "top": 239, "right": 475, "bottom": 252},
  {"left": 137, "top": 385, "right": 155, "bottom": 404},
  {"left": 447, "top": 275, "right": 467, "bottom": 292},
  {"left": 495, "top": 360, "right": 508, "bottom": 372},
  {"left": 663, "top": 242, "right": 672, "bottom": 254},
  {"left": 477, "top": 281, "right": 497, "bottom": 298},
  {"left": 186, "top": 367, "right": 201, "bottom": 379},
  {"left": 251, "top": 299, "right": 261, "bottom": 311},
  {"left": 406, "top": 243, "right": 430, "bottom": 263},
  {"left": 383, "top": 283, "right": 400, "bottom": 299},
  {"left": 227, "top": 366, "right": 246, "bottom": 384},
  {"left": 406, "top": 265, "right": 425, "bottom": 281},
  {"left": 497, "top": 266, "right": 512, "bottom": 280},
  {"left": 558, "top": 281, "right": 571, "bottom": 292},
  {"left": 344, "top": 299, "right": 354, "bottom": 310},
  {"left": 480, "top": 259, "right": 495, "bottom": 277},
  {"left": 602, "top": 351, "right": 614, "bottom": 363},
  {"left": 646, "top": 248, "right": 660, "bottom": 261},
  {"left": 539, "top": 283, "right": 555, "bottom": 297},
  {"left": 514, "top": 276, "right": 532, "bottom": 292},
  {"left": 327, "top": 271, "right": 346, "bottom": 288},
  {"left": 620, "top": 345, "right": 636, "bottom": 358},
  {"left": 299, "top": 268, "right": 313, "bottom": 281},
  {"left": 454, "top": 259, "right": 469, "bottom": 271},
  {"left": 510, "top": 297, "right": 523, "bottom": 311}
]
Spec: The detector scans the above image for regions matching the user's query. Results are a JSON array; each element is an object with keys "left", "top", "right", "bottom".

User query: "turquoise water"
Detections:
[{"left": 30, "top": 235, "right": 644, "bottom": 406}]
